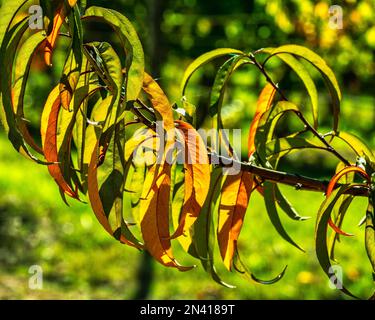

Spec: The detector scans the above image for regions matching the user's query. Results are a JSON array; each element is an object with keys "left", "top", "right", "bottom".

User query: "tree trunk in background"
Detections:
[{"left": 133, "top": 0, "right": 167, "bottom": 300}]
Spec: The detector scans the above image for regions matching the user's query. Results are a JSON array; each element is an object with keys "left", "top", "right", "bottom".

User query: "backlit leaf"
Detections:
[
  {"left": 262, "top": 45, "right": 341, "bottom": 132},
  {"left": 171, "top": 120, "right": 210, "bottom": 239},
  {"left": 248, "top": 83, "right": 276, "bottom": 158},
  {"left": 218, "top": 171, "right": 253, "bottom": 270},
  {"left": 181, "top": 48, "right": 244, "bottom": 96}
]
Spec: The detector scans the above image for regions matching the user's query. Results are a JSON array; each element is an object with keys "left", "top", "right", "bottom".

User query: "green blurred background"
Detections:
[{"left": 0, "top": 0, "right": 375, "bottom": 299}]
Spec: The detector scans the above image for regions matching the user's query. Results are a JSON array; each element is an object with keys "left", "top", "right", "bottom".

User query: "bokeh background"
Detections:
[{"left": 0, "top": 0, "right": 375, "bottom": 299}]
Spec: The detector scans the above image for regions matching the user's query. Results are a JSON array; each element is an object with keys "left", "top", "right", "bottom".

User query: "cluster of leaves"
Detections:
[{"left": 0, "top": 0, "right": 374, "bottom": 298}]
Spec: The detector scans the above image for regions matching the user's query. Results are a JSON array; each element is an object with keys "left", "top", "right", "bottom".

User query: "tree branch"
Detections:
[{"left": 210, "top": 152, "right": 369, "bottom": 197}]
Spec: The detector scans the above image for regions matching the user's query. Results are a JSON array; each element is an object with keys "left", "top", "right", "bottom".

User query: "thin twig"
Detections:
[{"left": 249, "top": 53, "right": 351, "bottom": 166}]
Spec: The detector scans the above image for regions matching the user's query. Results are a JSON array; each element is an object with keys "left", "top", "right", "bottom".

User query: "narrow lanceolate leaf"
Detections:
[
  {"left": 87, "top": 126, "right": 143, "bottom": 248},
  {"left": 143, "top": 72, "right": 174, "bottom": 132},
  {"left": 209, "top": 54, "right": 248, "bottom": 117},
  {"left": 171, "top": 121, "right": 210, "bottom": 239},
  {"left": 12, "top": 31, "right": 46, "bottom": 154},
  {"left": 0, "top": 17, "right": 47, "bottom": 164},
  {"left": 265, "top": 137, "right": 326, "bottom": 162},
  {"left": 263, "top": 52, "right": 319, "bottom": 129},
  {"left": 141, "top": 72, "right": 175, "bottom": 192},
  {"left": 261, "top": 45, "right": 341, "bottom": 132},
  {"left": 82, "top": 96, "right": 114, "bottom": 191},
  {"left": 58, "top": 82, "right": 101, "bottom": 192},
  {"left": 315, "top": 185, "right": 358, "bottom": 298},
  {"left": 365, "top": 186, "right": 375, "bottom": 275},
  {"left": 218, "top": 171, "right": 253, "bottom": 270},
  {"left": 274, "top": 185, "right": 310, "bottom": 221},
  {"left": 41, "top": 87, "right": 79, "bottom": 199},
  {"left": 44, "top": 3, "right": 67, "bottom": 66},
  {"left": 83, "top": 41, "right": 123, "bottom": 130},
  {"left": 333, "top": 131, "right": 375, "bottom": 164},
  {"left": 233, "top": 245, "right": 288, "bottom": 285},
  {"left": 140, "top": 163, "right": 193, "bottom": 270},
  {"left": 83, "top": 6, "right": 144, "bottom": 102},
  {"left": 263, "top": 181, "right": 304, "bottom": 251},
  {"left": 0, "top": 0, "right": 29, "bottom": 131},
  {"left": 255, "top": 101, "right": 299, "bottom": 165},
  {"left": 59, "top": 6, "right": 83, "bottom": 110},
  {"left": 181, "top": 48, "right": 244, "bottom": 96},
  {"left": 248, "top": 83, "right": 276, "bottom": 157},
  {"left": 325, "top": 166, "right": 370, "bottom": 236},
  {"left": 191, "top": 168, "right": 235, "bottom": 288}
]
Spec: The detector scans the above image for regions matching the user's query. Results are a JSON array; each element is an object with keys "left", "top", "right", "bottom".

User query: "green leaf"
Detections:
[
  {"left": 315, "top": 184, "right": 358, "bottom": 298},
  {"left": 180, "top": 48, "right": 244, "bottom": 96},
  {"left": 12, "top": 31, "right": 46, "bottom": 154},
  {"left": 265, "top": 137, "right": 326, "bottom": 162},
  {"left": 263, "top": 181, "right": 304, "bottom": 252},
  {"left": 191, "top": 168, "right": 235, "bottom": 288},
  {"left": 0, "top": 0, "right": 28, "bottom": 42},
  {"left": 233, "top": 247, "right": 288, "bottom": 285},
  {"left": 263, "top": 52, "right": 319, "bottom": 128},
  {"left": 334, "top": 131, "right": 375, "bottom": 164},
  {"left": 209, "top": 54, "right": 249, "bottom": 117},
  {"left": 0, "top": 17, "right": 47, "bottom": 164},
  {"left": 59, "top": 5, "right": 83, "bottom": 110},
  {"left": 255, "top": 101, "right": 300, "bottom": 166},
  {"left": 262, "top": 45, "right": 341, "bottom": 132},
  {"left": 328, "top": 195, "right": 354, "bottom": 261},
  {"left": 83, "top": 6, "right": 144, "bottom": 103},
  {"left": 365, "top": 185, "right": 375, "bottom": 275},
  {"left": 274, "top": 185, "right": 310, "bottom": 221}
]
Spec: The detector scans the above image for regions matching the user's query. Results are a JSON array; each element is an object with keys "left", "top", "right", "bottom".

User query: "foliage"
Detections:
[{"left": 0, "top": 0, "right": 374, "bottom": 299}]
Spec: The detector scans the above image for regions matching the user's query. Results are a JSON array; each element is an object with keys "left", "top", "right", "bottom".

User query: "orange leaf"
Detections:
[
  {"left": 142, "top": 72, "right": 174, "bottom": 133},
  {"left": 171, "top": 120, "right": 210, "bottom": 239},
  {"left": 140, "top": 163, "right": 193, "bottom": 270},
  {"left": 44, "top": 4, "right": 66, "bottom": 67},
  {"left": 138, "top": 74, "right": 191, "bottom": 269},
  {"left": 247, "top": 83, "right": 276, "bottom": 158},
  {"left": 218, "top": 171, "right": 254, "bottom": 270},
  {"left": 140, "top": 73, "right": 176, "bottom": 197},
  {"left": 43, "top": 94, "right": 79, "bottom": 199},
  {"left": 326, "top": 166, "right": 370, "bottom": 236}
]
